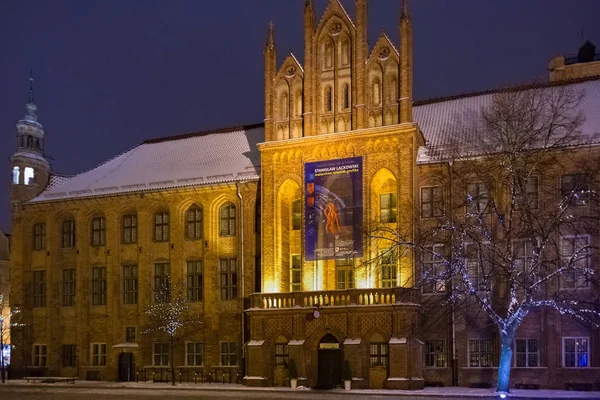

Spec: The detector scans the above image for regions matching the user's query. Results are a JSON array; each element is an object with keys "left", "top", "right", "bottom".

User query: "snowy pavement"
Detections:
[{"left": 0, "top": 380, "right": 599, "bottom": 399}]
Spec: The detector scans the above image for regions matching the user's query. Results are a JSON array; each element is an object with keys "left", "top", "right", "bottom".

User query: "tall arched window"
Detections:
[
  {"left": 186, "top": 205, "right": 203, "bottom": 239},
  {"left": 62, "top": 219, "right": 76, "bottom": 248},
  {"left": 24, "top": 167, "right": 34, "bottom": 185},
  {"left": 325, "top": 86, "right": 333, "bottom": 112},
  {"left": 12, "top": 166, "right": 20, "bottom": 184},
  {"left": 373, "top": 79, "right": 381, "bottom": 106},
  {"left": 295, "top": 91, "right": 303, "bottom": 117},
  {"left": 219, "top": 203, "right": 236, "bottom": 236},
  {"left": 324, "top": 42, "right": 333, "bottom": 69},
  {"left": 91, "top": 216, "right": 106, "bottom": 246},
  {"left": 343, "top": 84, "right": 349, "bottom": 109},
  {"left": 154, "top": 211, "right": 170, "bottom": 242},
  {"left": 281, "top": 92, "right": 289, "bottom": 119},
  {"left": 341, "top": 39, "right": 350, "bottom": 66},
  {"left": 122, "top": 213, "right": 138, "bottom": 244}
]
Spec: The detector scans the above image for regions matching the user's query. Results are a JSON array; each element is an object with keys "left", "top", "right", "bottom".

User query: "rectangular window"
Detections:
[
  {"left": 33, "top": 344, "right": 47, "bottom": 367},
  {"left": 123, "top": 264, "right": 138, "bottom": 304},
  {"left": 292, "top": 200, "right": 302, "bottom": 230},
  {"left": 369, "top": 343, "right": 389, "bottom": 367},
  {"left": 154, "top": 263, "right": 171, "bottom": 303},
  {"left": 512, "top": 238, "right": 538, "bottom": 274},
  {"left": 122, "top": 214, "right": 137, "bottom": 244},
  {"left": 62, "top": 344, "right": 77, "bottom": 368},
  {"left": 186, "top": 342, "right": 204, "bottom": 366},
  {"left": 422, "top": 245, "right": 445, "bottom": 294},
  {"left": 220, "top": 204, "right": 236, "bottom": 236},
  {"left": 33, "top": 270, "right": 46, "bottom": 307},
  {"left": 465, "top": 243, "right": 489, "bottom": 292},
  {"left": 62, "top": 268, "right": 76, "bottom": 307},
  {"left": 561, "top": 174, "right": 588, "bottom": 206},
  {"left": 186, "top": 207, "right": 203, "bottom": 239},
  {"left": 153, "top": 342, "right": 169, "bottom": 366},
  {"left": 125, "top": 327, "right": 136, "bottom": 343},
  {"left": 33, "top": 223, "right": 46, "bottom": 250},
  {"left": 91, "top": 267, "right": 106, "bottom": 306},
  {"left": 154, "top": 212, "right": 170, "bottom": 242},
  {"left": 91, "top": 343, "right": 106, "bottom": 366},
  {"left": 187, "top": 260, "right": 203, "bottom": 301},
  {"left": 380, "top": 249, "right": 397, "bottom": 288},
  {"left": 561, "top": 236, "right": 590, "bottom": 289},
  {"left": 380, "top": 193, "right": 397, "bottom": 223},
  {"left": 468, "top": 339, "right": 492, "bottom": 367},
  {"left": 91, "top": 217, "right": 106, "bottom": 246},
  {"left": 424, "top": 340, "right": 446, "bottom": 367},
  {"left": 220, "top": 342, "right": 237, "bottom": 366},
  {"left": 563, "top": 337, "right": 589, "bottom": 367},
  {"left": 421, "top": 186, "right": 444, "bottom": 218},
  {"left": 220, "top": 259, "right": 238, "bottom": 300},
  {"left": 515, "top": 338, "right": 539, "bottom": 367},
  {"left": 275, "top": 343, "right": 289, "bottom": 366},
  {"left": 62, "top": 220, "right": 76, "bottom": 248},
  {"left": 515, "top": 176, "right": 538, "bottom": 210},
  {"left": 290, "top": 255, "right": 302, "bottom": 292},
  {"left": 335, "top": 258, "right": 354, "bottom": 290},
  {"left": 466, "top": 182, "right": 489, "bottom": 214}
]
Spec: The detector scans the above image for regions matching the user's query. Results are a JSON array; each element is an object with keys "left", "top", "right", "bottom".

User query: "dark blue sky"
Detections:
[{"left": 1, "top": 0, "right": 600, "bottom": 232}]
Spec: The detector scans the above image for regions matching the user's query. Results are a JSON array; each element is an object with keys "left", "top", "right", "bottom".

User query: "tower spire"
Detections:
[
  {"left": 28, "top": 70, "right": 35, "bottom": 104},
  {"left": 266, "top": 21, "right": 275, "bottom": 49},
  {"left": 401, "top": 0, "right": 410, "bottom": 19}
]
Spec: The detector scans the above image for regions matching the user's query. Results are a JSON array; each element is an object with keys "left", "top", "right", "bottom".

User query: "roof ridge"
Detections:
[
  {"left": 142, "top": 123, "right": 264, "bottom": 144},
  {"left": 414, "top": 75, "right": 600, "bottom": 107}
]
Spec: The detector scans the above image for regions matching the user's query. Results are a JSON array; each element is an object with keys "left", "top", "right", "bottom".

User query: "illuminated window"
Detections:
[
  {"left": 91, "top": 216, "right": 106, "bottom": 246},
  {"left": 380, "top": 249, "right": 397, "bottom": 288},
  {"left": 275, "top": 343, "right": 289, "bottom": 365},
  {"left": 62, "top": 268, "right": 76, "bottom": 307},
  {"left": 186, "top": 342, "right": 204, "bottom": 366},
  {"left": 154, "top": 211, "right": 170, "bottom": 242},
  {"left": 369, "top": 343, "right": 389, "bottom": 367},
  {"left": 123, "top": 264, "right": 138, "bottom": 304},
  {"left": 153, "top": 342, "right": 169, "bottom": 366},
  {"left": 335, "top": 258, "right": 354, "bottom": 290},
  {"left": 154, "top": 263, "right": 170, "bottom": 303},
  {"left": 563, "top": 337, "right": 589, "bottom": 367},
  {"left": 186, "top": 206, "right": 203, "bottom": 239},
  {"left": 514, "top": 338, "right": 538, "bottom": 367},
  {"left": 187, "top": 260, "right": 203, "bottom": 301},
  {"left": 92, "top": 267, "right": 106, "bottom": 306},
  {"left": 12, "top": 166, "right": 19, "bottom": 184},
  {"left": 291, "top": 255, "right": 301, "bottom": 292},
  {"left": 380, "top": 193, "right": 397, "bottom": 223},
  {"left": 292, "top": 200, "right": 301, "bottom": 230},
  {"left": 62, "top": 219, "right": 76, "bottom": 248},
  {"left": 24, "top": 167, "right": 34, "bottom": 185},
  {"left": 219, "top": 203, "right": 236, "bottom": 236},
  {"left": 468, "top": 339, "right": 491, "bottom": 367},
  {"left": 424, "top": 340, "right": 446, "bottom": 367},
  {"left": 33, "top": 223, "right": 45, "bottom": 250},
  {"left": 220, "top": 258, "right": 237, "bottom": 300},
  {"left": 421, "top": 186, "right": 443, "bottom": 218},
  {"left": 122, "top": 214, "right": 137, "bottom": 244}
]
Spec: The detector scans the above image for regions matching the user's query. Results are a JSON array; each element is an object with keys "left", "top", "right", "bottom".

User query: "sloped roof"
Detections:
[
  {"left": 414, "top": 77, "right": 600, "bottom": 163},
  {"left": 30, "top": 124, "right": 263, "bottom": 203}
]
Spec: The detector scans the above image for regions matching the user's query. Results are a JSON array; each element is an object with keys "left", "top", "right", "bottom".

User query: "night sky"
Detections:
[{"left": 1, "top": 0, "right": 600, "bottom": 232}]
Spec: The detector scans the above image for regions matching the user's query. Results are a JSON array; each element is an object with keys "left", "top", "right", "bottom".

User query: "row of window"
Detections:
[
  {"left": 31, "top": 341, "right": 238, "bottom": 368},
  {"left": 31, "top": 259, "right": 238, "bottom": 308},
  {"left": 31, "top": 203, "right": 236, "bottom": 250},
  {"left": 424, "top": 337, "right": 590, "bottom": 368}
]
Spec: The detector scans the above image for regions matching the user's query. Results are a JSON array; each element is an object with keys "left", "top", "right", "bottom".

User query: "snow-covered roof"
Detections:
[
  {"left": 30, "top": 124, "right": 262, "bottom": 203},
  {"left": 414, "top": 77, "right": 600, "bottom": 163}
]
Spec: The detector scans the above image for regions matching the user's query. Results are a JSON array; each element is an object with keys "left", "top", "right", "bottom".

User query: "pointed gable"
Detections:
[
  {"left": 315, "top": 0, "right": 355, "bottom": 38},
  {"left": 367, "top": 32, "right": 399, "bottom": 64}
]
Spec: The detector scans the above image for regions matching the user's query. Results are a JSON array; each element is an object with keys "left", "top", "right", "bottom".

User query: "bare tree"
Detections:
[
  {"left": 0, "top": 294, "right": 22, "bottom": 383},
  {"left": 368, "top": 84, "right": 600, "bottom": 393},
  {"left": 143, "top": 278, "right": 202, "bottom": 386}
]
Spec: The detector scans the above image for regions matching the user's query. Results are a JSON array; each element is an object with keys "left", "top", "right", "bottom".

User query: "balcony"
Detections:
[{"left": 248, "top": 287, "right": 418, "bottom": 310}]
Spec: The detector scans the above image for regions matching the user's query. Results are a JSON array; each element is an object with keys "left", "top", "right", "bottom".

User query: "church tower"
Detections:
[{"left": 9, "top": 73, "right": 51, "bottom": 213}]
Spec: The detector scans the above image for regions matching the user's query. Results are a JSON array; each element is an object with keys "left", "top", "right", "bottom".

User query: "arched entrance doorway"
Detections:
[
  {"left": 118, "top": 353, "right": 135, "bottom": 382},
  {"left": 316, "top": 333, "right": 341, "bottom": 389}
]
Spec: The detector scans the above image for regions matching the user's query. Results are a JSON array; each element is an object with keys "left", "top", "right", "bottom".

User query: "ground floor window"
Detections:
[
  {"left": 220, "top": 342, "right": 237, "bottom": 366},
  {"left": 424, "top": 340, "right": 446, "bottom": 367},
  {"left": 563, "top": 337, "right": 589, "bottom": 367},
  {"left": 468, "top": 339, "right": 491, "bottom": 367},
  {"left": 62, "top": 344, "right": 77, "bottom": 368},
  {"left": 32, "top": 344, "right": 47, "bottom": 367},
  {"left": 369, "top": 343, "right": 389, "bottom": 367},
  {"left": 153, "top": 342, "right": 169, "bottom": 366},
  {"left": 275, "top": 343, "right": 289, "bottom": 366},
  {"left": 186, "top": 342, "right": 203, "bottom": 366},
  {"left": 515, "top": 338, "right": 539, "bottom": 367},
  {"left": 91, "top": 343, "right": 106, "bottom": 366}
]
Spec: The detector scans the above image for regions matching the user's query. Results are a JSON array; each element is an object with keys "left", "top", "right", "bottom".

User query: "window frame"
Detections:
[
  {"left": 560, "top": 235, "right": 590, "bottom": 290},
  {"left": 421, "top": 244, "right": 445, "bottom": 294},
  {"left": 91, "top": 216, "right": 106, "bottom": 247},
  {"left": 420, "top": 186, "right": 444, "bottom": 218},
  {"left": 220, "top": 258, "right": 238, "bottom": 300},
  {"left": 335, "top": 258, "right": 354, "bottom": 290},
  {"left": 33, "top": 223, "right": 46, "bottom": 250},
  {"left": 468, "top": 339, "right": 492, "bottom": 367},
  {"left": 123, "top": 264, "right": 138, "bottom": 305},
  {"left": 91, "top": 343, "right": 107, "bottom": 367},
  {"left": 514, "top": 176, "right": 539, "bottom": 210},
  {"left": 290, "top": 254, "right": 302, "bottom": 292},
  {"left": 153, "top": 211, "right": 170, "bottom": 242},
  {"left": 187, "top": 260, "right": 203, "bottom": 301},
  {"left": 33, "top": 270, "right": 46, "bottom": 307},
  {"left": 562, "top": 337, "right": 589, "bottom": 368},
  {"left": 185, "top": 205, "right": 203, "bottom": 240},
  {"left": 275, "top": 343, "right": 289, "bottom": 366},
  {"left": 514, "top": 338, "right": 539, "bottom": 368},
  {"left": 62, "top": 344, "right": 77, "bottom": 368},
  {"left": 153, "top": 342, "right": 170, "bottom": 366},
  {"left": 32, "top": 344, "right": 47, "bottom": 367},
  {"left": 92, "top": 266, "right": 107, "bottom": 306},
  {"left": 125, "top": 327, "right": 136, "bottom": 343},
  {"left": 561, "top": 174, "right": 589, "bottom": 207},
  {"left": 380, "top": 249, "right": 398, "bottom": 288},
  {"left": 369, "top": 343, "right": 389, "bottom": 368},
  {"left": 466, "top": 182, "right": 489, "bottom": 214},
  {"left": 220, "top": 342, "right": 237, "bottom": 366},
  {"left": 62, "top": 268, "right": 76, "bottom": 307},
  {"left": 186, "top": 342, "right": 204, "bottom": 366},
  {"left": 424, "top": 339, "right": 446, "bottom": 368},
  {"left": 122, "top": 214, "right": 138, "bottom": 244},
  {"left": 219, "top": 203, "right": 236, "bottom": 237},
  {"left": 62, "top": 219, "right": 76, "bottom": 248},
  {"left": 380, "top": 193, "right": 397, "bottom": 224},
  {"left": 154, "top": 262, "right": 171, "bottom": 303},
  {"left": 291, "top": 200, "right": 302, "bottom": 231}
]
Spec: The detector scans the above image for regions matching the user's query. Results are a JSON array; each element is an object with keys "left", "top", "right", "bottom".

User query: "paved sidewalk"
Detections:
[{"left": 2, "top": 379, "right": 600, "bottom": 399}]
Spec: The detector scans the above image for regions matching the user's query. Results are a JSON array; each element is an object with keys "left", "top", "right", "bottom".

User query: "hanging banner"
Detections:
[{"left": 304, "top": 157, "right": 363, "bottom": 260}]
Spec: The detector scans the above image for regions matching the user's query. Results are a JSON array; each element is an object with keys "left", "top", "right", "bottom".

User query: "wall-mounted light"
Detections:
[
  {"left": 204, "top": 241, "right": 208, "bottom": 248},
  {"left": 138, "top": 247, "right": 142, "bottom": 253}
]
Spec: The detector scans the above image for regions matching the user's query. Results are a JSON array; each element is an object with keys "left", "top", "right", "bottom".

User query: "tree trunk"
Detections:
[
  {"left": 496, "top": 330, "right": 515, "bottom": 393},
  {"left": 170, "top": 337, "right": 175, "bottom": 386}
]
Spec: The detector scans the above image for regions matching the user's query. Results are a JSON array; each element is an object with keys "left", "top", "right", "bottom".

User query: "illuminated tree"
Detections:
[
  {"left": 368, "top": 84, "right": 600, "bottom": 393},
  {"left": 143, "top": 278, "right": 202, "bottom": 386},
  {"left": 0, "top": 294, "right": 22, "bottom": 383}
]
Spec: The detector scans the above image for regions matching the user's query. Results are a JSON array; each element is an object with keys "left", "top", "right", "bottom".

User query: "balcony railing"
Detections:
[{"left": 248, "top": 287, "right": 417, "bottom": 310}]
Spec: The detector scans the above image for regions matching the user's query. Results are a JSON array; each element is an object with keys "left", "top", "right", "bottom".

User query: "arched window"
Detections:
[
  {"left": 325, "top": 86, "right": 333, "bottom": 112},
  {"left": 12, "top": 166, "right": 20, "bottom": 184},
  {"left": 27, "top": 136, "right": 33, "bottom": 148},
  {"left": 122, "top": 213, "right": 138, "bottom": 244},
  {"left": 186, "top": 205, "right": 203, "bottom": 239},
  {"left": 154, "top": 211, "right": 170, "bottom": 242},
  {"left": 91, "top": 216, "right": 106, "bottom": 246},
  {"left": 373, "top": 80, "right": 381, "bottom": 106},
  {"left": 292, "top": 200, "right": 302, "bottom": 230},
  {"left": 219, "top": 203, "right": 236, "bottom": 236},
  {"left": 62, "top": 219, "right": 76, "bottom": 248},
  {"left": 295, "top": 91, "right": 303, "bottom": 117},
  {"left": 324, "top": 42, "right": 333, "bottom": 69},
  {"left": 24, "top": 167, "right": 34, "bottom": 185},
  {"left": 281, "top": 92, "right": 289, "bottom": 119},
  {"left": 341, "top": 39, "right": 350, "bottom": 66},
  {"left": 343, "top": 84, "right": 350, "bottom": 109}
]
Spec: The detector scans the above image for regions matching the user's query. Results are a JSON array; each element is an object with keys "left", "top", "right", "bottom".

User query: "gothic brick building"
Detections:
[{"left": 7, "top": 0, "right": 600, "bottom": 390}]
